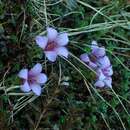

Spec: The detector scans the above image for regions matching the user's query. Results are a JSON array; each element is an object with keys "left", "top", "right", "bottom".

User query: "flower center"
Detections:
[
  {"left": 28, "top": 75, "right": 36, "bottom": 84},
  {"left": 89, "top": 54, "right": 97, "bottom": 62},
  {"left": 45, "top": 41, "right": 57, "bottom": 51}
]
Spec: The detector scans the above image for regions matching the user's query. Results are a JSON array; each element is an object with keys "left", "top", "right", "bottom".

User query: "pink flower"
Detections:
[
  {"left": 18, "top": 63, "right": 47, "bottom": 96},
  {"left": 35, "top": 27, "right": 69, "bottom": 62}
]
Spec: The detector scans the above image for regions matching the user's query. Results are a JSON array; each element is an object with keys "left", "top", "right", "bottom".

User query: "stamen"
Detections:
[{"left": 45, "top": 42, "right": 57, "bottom": 51}]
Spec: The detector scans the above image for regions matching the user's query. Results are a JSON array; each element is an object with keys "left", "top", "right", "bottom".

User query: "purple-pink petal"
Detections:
[
  {"left": 56, "top": 33, "right": 69, "bottom": 46},
  {"left": 89, "top": 61, "right": 97, "bottom": 69},
  {"left": 47, "top": 27, "right": 58, "bottom": 42},
  {"left": 80, "top": 53, "right": 90, "bottom": 63},
  {"left": 102, "top": 66, "right": 113, "bottom": 76},
  {"left": 45, "top": 51, "right": 57, "bottom": 62},
  {"left": 98, "top": 56, "right": 111, "bottom": 69},
  {"left": 94, "top": 80, "right": 105, "bottom": 88},
  {"left": 96, "top": 69, "right": 106, "bottom": 81},
  {"left": 56, "top": 47, "right": 69, "bottom": 58},
  {"left": 92, "top": 47, "right": 106, "bottom": 58},
  {"left": 36, "top": 73, "right": 47, "bottom": 84},
  {"left": 29, "top": 63, "right": 42, "bottom": 76},
  {"left": 104, "top": 77, "right": 112, "bottom": 88},
  {"left": 30, "top": 83, "right": 41, "bottom": 96},
  {"left": 35, "top": 36, "right": 48, "bottom": 49},
  {"left": 18, "top": 69, "right": 28, "bottom": 79},
  {"left": 21, "top": 81, "right": 31, "bottom": 92}
]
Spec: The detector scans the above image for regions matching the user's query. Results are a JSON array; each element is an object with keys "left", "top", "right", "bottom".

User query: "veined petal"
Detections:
[
  {"left": 36, "top": 73, "right": 47, "bottom": 84},
  {"left": 56, "top": 33, "right": 69, "bottom": 46},
  {"left": 21, "top": 81, "right": 31, "bottom": 92},
  {"left": 104, "top": 77, "right": 112, "bottom": 88},
  {"left": 35, "top": 36, "right": 48, "bottom": 49},
  {"left": 94, "top": 80, "right": 105, "bottom": 88},
  {"left": 98, "top": 56, "right": 111, "bottom": 69},
  {"left": 89, "top": 61, "right": 97, "bottom": 69},
  {"left": 45, "top": 51, "right": 57, "bottom": 62},
  {"left": 30, "top": 83, "right": 42, "bottom": 96},
  {"left": 47, "top": 27, "right": 58, "bottom": 42},
  {"left": 92, "top": 47, "right": 106, "bottom": 58},
  {"left": 29, "top": 63, "right": 42, "bottom": 76},
  {"left": 96, "top": 69, "right": 106, "bottom": 81},
  {"left": 18, "top": 69, "right": 28, "bottom": 79},
  {"left": 80, "top": 53, "right": 90, "bottom": 63},
  {"left": 103, "top": 66, "right": 113, "bottom": 76},
  {"left": 56, "top": 47, "right": 69, "bottom": 58}
]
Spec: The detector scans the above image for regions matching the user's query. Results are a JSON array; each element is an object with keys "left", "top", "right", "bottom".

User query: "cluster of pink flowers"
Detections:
[
  {"left": 18, "top": 27, "right": 113, "bottom": 96},
  {"left": 80, "top": 41, "right": 113, "bottom": 88}
]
